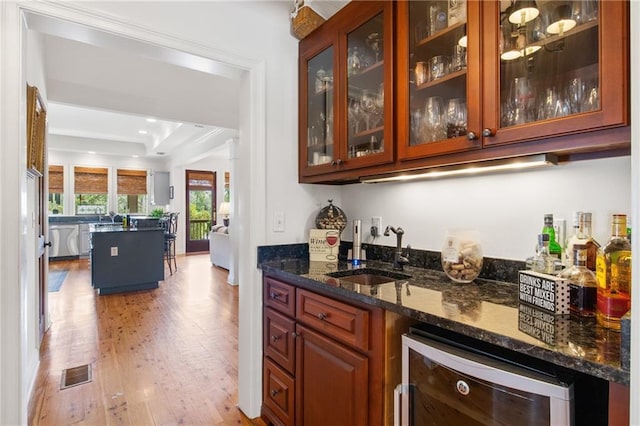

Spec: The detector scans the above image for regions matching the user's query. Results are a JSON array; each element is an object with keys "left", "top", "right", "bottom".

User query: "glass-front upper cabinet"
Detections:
[
  {"left": 397, "top": 0, "right": 482, "bottom": 161},
  {"left": 303, "top": 44, "right": 335, "bottom": 169},
  {"left": 483, "top": 0, "right": 628, "bottom": 147},
  {"left": 299, "top": 1, "right": 393, "bottom": 180}
]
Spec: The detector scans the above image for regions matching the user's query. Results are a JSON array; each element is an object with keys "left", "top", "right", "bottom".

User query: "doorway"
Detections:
[{"left": 185, "top": 169, "right": 216, "bottom": 253}]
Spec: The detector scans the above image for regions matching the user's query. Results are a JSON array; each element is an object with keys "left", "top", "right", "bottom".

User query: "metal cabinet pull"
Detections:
[
  {"left": 271, "top": 389, "right": 280, "bottom": 397},
  {"left": 317, "top": 312, "right": 327, "bottom": 320},
  {"left": 482, "top": 128, "right": 495, "bottom": 137},
  {"left": 271, "top": 334, "right": 281, "bottom": 342},
  {"left": 467, "top": 131, "right": 478, "bottom": 140},
  {"left": 270, "top": 292, "right": 280, "bottom": 300},
  {"left": 335, "top": 159, "right": 344, "bottom": 166}
]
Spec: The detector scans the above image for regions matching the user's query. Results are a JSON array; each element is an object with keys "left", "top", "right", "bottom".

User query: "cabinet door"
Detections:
[
  {"left": 398, "top": 0, "right": 482, "bottom": 161},
  {"left": 295, "top": 324, "right": 368, "bottom": 426},
  {"left": 299, "top": 1, "right": 394, "bottom": 180},
  {"left": 299, "top": 30, "right": 338, "bottom": 177},
  {"left": 482, "top": 0, "right": 628, "bottom": 147}
]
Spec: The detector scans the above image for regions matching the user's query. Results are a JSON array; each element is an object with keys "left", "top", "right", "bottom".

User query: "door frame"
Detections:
[
  {"left": 185, "top": 169, "right": 216, "bottom": 252},
  {"left": 1, "top": 2, "right": 268, "bottom": 422}
]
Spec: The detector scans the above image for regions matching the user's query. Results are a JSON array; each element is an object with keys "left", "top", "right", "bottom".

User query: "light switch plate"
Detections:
[
  {"left": 111, "top": 246, "right": 118, "bottom": 256},
  {"left": 273, "top": 211, "right": 285, "bottom": 232}
]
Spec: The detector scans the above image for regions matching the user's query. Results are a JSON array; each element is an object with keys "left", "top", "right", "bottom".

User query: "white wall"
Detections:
[{"left": 341, "top": 156, "right": 631, "bottom": 261}]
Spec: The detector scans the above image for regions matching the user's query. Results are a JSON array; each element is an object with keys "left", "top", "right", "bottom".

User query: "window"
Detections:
[
  {"left": 74, "top": 166, "right": 108, "bottom": 215},
  {"left": 117, "top": 169, "right": 147, "bottom": 214},
  {"left": 48, "top": 165, "right": 64, "bottom": 214}
]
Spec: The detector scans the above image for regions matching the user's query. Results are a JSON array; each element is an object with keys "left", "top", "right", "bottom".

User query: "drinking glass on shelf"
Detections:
[
  {"left": 411, "top": 108, "right": 424, "bottom": 145},
  {"left": 445, "top": 98, "right": 467, "bottom": 138},
  {"left": 366, "top": 32, "right": 382, "bottom": 63},
  {"left": 509, "top": 77, "right": 534, "bottom": 123},
  {"left": 582, "top": 85, "right": 600, "bottom": 112},
  {"left": 361, "top": 89, "right": 380, "bottom": 130},
  {"left": 429, "top": 55, "right": 449, "bottom": 81},
  {"left": 566, "top": 77, "right": 585, "bottom": 114},
  {"left": 572, "top": 0, "right": 598, "bottom": 24},
  {"left": 348, "top": 97, "right": 363, "bottom": 134},
  {"left": 451, "top": 45, "right": 467, "bottom": 71},
  {"left": 423, "top": 96, "right": 446, "bottom": 142}
]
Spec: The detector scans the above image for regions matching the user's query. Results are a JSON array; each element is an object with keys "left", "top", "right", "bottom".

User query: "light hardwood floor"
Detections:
[{"left": 29, "top": 255, "right": 267, "bottom": 425}]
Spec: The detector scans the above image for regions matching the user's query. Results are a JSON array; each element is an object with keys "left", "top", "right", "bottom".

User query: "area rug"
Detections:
[{"left": 48, "top": 270, "right": 68, "bottom": 292}]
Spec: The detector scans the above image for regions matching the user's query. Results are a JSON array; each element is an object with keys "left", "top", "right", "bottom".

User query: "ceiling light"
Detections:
[
  {"left": 138, "top": 130, "right": 148, "bottom": 135},
  {"left": 546, "top": 5, "right": 576, "bottom": 35},
  {"left": 146, "top": 117, "right": 157, "bottom": 123},
  {"left": 88, "top": 151, "right": 96, "bottom": 154},
  {"left": 157, "top": 152, "right": 166, "bottom": 155},
  {"left": 132, "top": 155, "right": 139, "bottom": 158},
  {"left": 361, "top": 154, "right": 558, "bottom": 183},
  {"left": 501, "top": 49, "right": 523, "bottom": 61},
  {"left": 508, "top": 0, "right": 539, "bottom": 25}
]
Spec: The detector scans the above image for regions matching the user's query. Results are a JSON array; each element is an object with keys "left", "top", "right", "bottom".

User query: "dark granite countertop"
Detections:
[
  {"left": 259, "top": 257, "right": 629, "bottom": 385},
  {"left": 89, "top": 224, "right": 163, "bottom": 233}
]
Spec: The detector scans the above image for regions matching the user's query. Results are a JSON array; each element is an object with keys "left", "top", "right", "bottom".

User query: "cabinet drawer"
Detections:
[
  {"left": 264, "top": 307, "right": 296, "bottom": 375},
  {"left": 296, "top": 289, "right": 370, "bottom": 352},
  {"left": 264, "top": 277, "right": 296, "bottom": 317},
  {"left": 263, "top": 357, "right": 295, "bottom": 426}
]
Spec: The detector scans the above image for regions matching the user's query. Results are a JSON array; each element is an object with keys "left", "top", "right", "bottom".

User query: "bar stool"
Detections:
[{"left": 161, "top": 213, "right": 178, "bottom": 274}]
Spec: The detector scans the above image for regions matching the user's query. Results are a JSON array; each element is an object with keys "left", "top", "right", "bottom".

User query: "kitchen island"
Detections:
[{"left": 90, "top": 224, "right": 164, "bottom": 295}]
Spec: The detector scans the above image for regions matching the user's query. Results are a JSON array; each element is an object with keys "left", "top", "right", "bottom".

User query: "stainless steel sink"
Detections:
[{"left": 326, "top": 268, "right": 411, "bottom": 286}]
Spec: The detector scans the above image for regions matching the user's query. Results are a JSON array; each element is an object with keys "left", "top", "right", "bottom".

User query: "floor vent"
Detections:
[{"left": 60, "top": 364, "right": 92, "bottom": 390}]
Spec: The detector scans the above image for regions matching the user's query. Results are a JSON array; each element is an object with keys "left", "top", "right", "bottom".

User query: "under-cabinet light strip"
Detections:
[{"left": 361, "top": 154, "right": 558, "bottom": 184}]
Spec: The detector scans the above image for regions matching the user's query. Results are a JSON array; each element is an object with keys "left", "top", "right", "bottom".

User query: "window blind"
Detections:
[
  {"left": 74, "top": 166, "right": 108, "bottom": 194},
  {"left": 187, "top": 170, "right": 214, "bottom": 188},
  {"left": 49, "top": 165, "right": 63, "bottom": 193},
  {"left": 117, "top": 169, "right": 147, "bottom": 195}
]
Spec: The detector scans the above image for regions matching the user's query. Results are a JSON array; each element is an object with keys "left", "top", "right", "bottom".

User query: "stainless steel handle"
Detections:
[
  {"left": 394, "top": 384, "right": 406, "bottom": 426},
  {"left": 271, "top": 334, "right": 281, "bottom": 342},
  {"left": 466, "top": 131, "right": 478, "bottom": 140},
  {"left": 336, "top": 159, "right": 343, "bottom": 166},
  {"left": 270, "top": 292, "right": 280, "bottom": 300},
  {"left": 317, "top": 312, "right": 327, "bottom": 320},
  {"left": 270, "top": 389, "right": 280, "bottom": 397},
  {"left": 482, "top": 128, "right": 495, "bottom": 137}
]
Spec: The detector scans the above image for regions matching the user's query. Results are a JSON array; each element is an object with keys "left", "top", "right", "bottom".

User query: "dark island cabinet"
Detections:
[
  {"left": 261, "top": 275, "right": 410, "bottom": 426},
  {"left": 299, "top": 0, "right": 629, "bottom": 184},
  {"left": 90, "top": 228, "right": 164, "bottom": 294}
]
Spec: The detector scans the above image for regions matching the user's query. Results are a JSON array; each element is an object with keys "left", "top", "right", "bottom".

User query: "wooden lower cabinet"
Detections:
[
  {"left": 295, "top": 324, "right": 368, "bottom": 426},
  {"left": 262, "top": 275, "right": 411, "bottom": 426}
]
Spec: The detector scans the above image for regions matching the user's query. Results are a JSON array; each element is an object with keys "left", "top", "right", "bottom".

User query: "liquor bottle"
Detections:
[
  {"left": 564, "top": 212, "right": 599, "bottom": 271},
  {"left": 563, "top": 211, "right": 580, "bottom": 267},
  {"left": 561, "top": 244, "right": 597, "bottom": 317},
  {"left": 531, "top": 234, "right": 557, "bottom": 274},
  {"left": 542, "top": 214, "right": 562, "bottom": 259},
  {"left": 596, "top": 214, "right": 632, "bottom": 330}
]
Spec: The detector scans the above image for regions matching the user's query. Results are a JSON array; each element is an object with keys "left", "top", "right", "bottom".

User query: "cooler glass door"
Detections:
[{"left": 397, "top": 334, "right": 573, "bottom": 426}]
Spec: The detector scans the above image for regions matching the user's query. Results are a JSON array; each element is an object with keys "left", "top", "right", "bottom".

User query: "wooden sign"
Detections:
[
  {"left": 518, "top": 270, "right": 570, "bottom": 315},
  {"left": 309, "top": 229, "right": 340, "bottom": 262}
]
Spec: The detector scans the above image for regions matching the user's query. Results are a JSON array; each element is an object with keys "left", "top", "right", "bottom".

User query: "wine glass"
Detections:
[
  {"left": 325, "top": 230, "right": 340, "bottom": 261},
  {"left": 366, "top": 32, "right": 382, "bottom": 63},
  {"left": 423, "top": 96, "right": 445, "bottom": 142}
]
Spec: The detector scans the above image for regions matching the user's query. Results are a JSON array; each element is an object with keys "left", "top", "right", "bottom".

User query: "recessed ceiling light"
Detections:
[
  {"left": 157, "top": 152, "right": 165, "bottom": 155},
  {"left": 146, "top": 117, "right": 157, "bottom": 123},
  {"left": 132, "top": 155, "right": 139, "bottom": 158},
  {"left": 138, "top": 130, "right": 148, "bottom": 135},
  {"left": 88, "top": 151, "right": 96, "bottom": 154}
]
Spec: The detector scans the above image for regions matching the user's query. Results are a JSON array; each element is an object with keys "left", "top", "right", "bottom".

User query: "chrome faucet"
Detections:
[{"left": 384, "top": 225, "right": 410, "bottom": 270}]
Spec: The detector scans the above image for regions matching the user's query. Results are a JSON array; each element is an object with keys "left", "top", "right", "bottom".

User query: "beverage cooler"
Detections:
[{"left": 395, "top": 325, "right": 574, "bottom": 426}]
